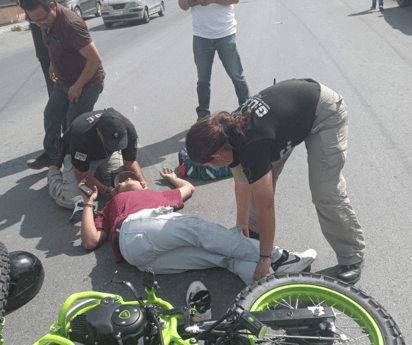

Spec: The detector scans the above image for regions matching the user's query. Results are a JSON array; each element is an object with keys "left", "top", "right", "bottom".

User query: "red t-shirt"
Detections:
[
  {"left": 42, "top": 3, "right": 105, "bottom": 86},
  {"left": 94, "top": 189, "right": 184, "bottom": 262}
]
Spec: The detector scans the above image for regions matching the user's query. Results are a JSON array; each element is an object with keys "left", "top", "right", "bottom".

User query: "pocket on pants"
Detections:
[
  {"left": 319, "top": 128, "right": 347, "bottom": 156},
  {"left": 122, "top": 230, "right": 156, "bottom": 266}
]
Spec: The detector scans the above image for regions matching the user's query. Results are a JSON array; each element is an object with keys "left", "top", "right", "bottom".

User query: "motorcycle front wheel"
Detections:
[{"left": 231, "top": 273, "right": 405, "bottom": 345}]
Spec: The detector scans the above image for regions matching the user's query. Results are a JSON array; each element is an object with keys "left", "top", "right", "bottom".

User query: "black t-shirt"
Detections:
[
  {"left": 63, "top": 110, "right": 139, "bottom": 172},
  {"left": 229, "top": 79, "right": 321, "bottom": 184}
]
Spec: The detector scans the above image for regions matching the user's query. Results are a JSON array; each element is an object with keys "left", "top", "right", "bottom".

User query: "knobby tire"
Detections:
[{"left": 230, "top": 273, "right": 405, "bottom": 345}]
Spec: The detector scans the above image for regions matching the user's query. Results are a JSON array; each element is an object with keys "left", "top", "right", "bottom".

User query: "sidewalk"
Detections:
[{"left": 0, "top": 17, "right": 29, "bottom": 34}]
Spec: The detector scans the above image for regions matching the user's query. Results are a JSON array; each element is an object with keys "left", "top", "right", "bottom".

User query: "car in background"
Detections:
[
  {"left": 100, "top": 0, "right": 164, "bottom": 28},
  {"left": 57, "top": 0, "right": 102, "bottom": 19}
]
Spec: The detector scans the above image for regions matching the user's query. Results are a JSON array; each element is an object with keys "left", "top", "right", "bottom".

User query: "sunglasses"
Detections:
[{"left": 26, "top": 9, "right": 51, "bottom": 25}]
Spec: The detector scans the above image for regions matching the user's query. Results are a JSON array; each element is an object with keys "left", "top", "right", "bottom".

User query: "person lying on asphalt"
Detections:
[{"left": 78, "top": 167, "right": 317, "bottom": 285}]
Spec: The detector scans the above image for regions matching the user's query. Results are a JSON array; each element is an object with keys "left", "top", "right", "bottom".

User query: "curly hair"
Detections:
[{"left": 186, "top": 109, "right": 251, "bottom": 164}]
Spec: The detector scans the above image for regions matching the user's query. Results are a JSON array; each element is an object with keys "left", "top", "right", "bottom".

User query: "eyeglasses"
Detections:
[{"left": 26, "top": 10, "right": 50, "bottom": 25}]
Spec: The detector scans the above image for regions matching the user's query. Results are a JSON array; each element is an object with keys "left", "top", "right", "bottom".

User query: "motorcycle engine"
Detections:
[{"left": 70, "top": 297, "right": 147, "bottom": 345}]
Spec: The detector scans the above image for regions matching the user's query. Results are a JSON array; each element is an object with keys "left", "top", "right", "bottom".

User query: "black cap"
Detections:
[
  {"left": 98, "top": 108, "right": 128, "bottom": 151},
  {"left": 114, "top": 171, "right": 139, "bottom": 186}
]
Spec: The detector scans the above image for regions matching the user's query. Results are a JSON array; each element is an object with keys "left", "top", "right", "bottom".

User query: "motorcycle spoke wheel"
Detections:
[
  {"left": 231, "top": 274, "right": 405, "bottom": 345},
  {"left": 250, "top": 284, "right": 381, "bottom": 344}
]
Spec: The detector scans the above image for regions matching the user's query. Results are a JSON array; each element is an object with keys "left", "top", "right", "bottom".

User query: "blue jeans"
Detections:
[
  {"left": 372, "top": 0, "right": 383, "bottom": 6},
  {"left": 193, "top": 34, "right": 250, "bottom": 119},
  {"left": 43, "top": 79, "right": 104, "bottom": 158}
]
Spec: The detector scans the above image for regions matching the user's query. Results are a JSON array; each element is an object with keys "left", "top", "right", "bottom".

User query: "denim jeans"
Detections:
[
  {"left": 193, "top": 34, "right": 250, "bottom": 119},
  {"left": 119, "top": 207, "right": 283, "bottom": 285},
  {"left": 372, "top": 0, "right": 383, "bottom": 6},
  {"left": 43, "top": 79, "right": 104, "bottom": 158}
]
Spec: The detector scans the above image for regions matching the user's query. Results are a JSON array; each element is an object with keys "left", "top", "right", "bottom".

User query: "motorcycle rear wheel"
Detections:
[{"left": 231, "top": 273, "right": 405, "bottom": 345}]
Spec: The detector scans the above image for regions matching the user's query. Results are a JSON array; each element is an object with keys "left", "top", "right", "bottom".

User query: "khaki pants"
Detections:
[
  {"left": 47, "top": 152, "right": 124, "bottom": 209},
  {"left": 248, "top": 84, "right": 365, "bottom": 266}
]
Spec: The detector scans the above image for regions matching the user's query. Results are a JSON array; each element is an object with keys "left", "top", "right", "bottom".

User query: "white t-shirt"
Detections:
[{"left": 191, "top": 4, "right": 237, "bottom": 39}]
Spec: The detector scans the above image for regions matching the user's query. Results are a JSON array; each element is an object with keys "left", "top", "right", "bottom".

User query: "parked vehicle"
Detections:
[
  {"left": 100, "top": 0, "right": 165, "bottom": 28},
  {"left": 397, "top": 0, "right": 411, "bottom": 7},
  {"left": 57, "top": 0, "right": 102, "bottom": 19}
]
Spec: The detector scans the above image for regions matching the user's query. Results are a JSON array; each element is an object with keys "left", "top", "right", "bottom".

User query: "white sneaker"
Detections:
[
  {"left": 271, "top": 249, "right": 317, "bottom": 275},
  {"left": 186, "top": 281, "right": 212, "bottom": 322}
]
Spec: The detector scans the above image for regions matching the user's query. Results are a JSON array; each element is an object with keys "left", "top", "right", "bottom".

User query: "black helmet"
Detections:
[{"left": 5, "top": 251, "right": 44, "bottom": 312}]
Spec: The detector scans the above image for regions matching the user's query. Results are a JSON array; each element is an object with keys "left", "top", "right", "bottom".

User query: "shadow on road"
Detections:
[{"left": 348, "top": 5, "right": 412, "bottom": 36}]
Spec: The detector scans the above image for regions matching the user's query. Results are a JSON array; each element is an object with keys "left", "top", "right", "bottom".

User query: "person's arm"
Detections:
[
  {"left": 78, "top": 180, "right": 108, "bottom": 250},
  {"left": 178, "top": 0, "right": 198, "bottom": 10},
  {"left": 160, "top": 167, "right": 195, "bottom": 201},
  {"left": 74, "top": 167, "right": 111, "bottom": 196},
  {"left": 197, "top": 0, "right": 239, "bottom": 5},
  {"left": 249, "top": 170, "right": 276, "bottom": 281},
  {"left": 232, "top": 164, "right": 253, "bottom": 237},
  {"left": 124, "top": 159, "right": 149, "bottom": 190},
  {"left": 68, "top": 42, "right": 102, "bottom": 103}
]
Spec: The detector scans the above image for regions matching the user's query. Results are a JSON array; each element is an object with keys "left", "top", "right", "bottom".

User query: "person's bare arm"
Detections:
[
  {"left": 160, "top": 167, "right": 195, "bottom": 201},
  {"left": 232, "top": 164, "right": 253, "bottom": 237},
  {"left": 124, "top": 159, "right": 148, "bottom": 190},
  {"left": 78, "top": 180, "right": 108, "bottom": 250},
  {"left": 178, "top": 0, "right": 198, "bottom": 10},
  {"left": 197, "top": 0, "right": 239, "bottom": 5},
  {"left": 249, "top": 170, "right": 276, "bottom": 281},
  {"left": 74, "top": 167, "right": 111, "bottom": 195},
  {"left": 68, "top": 42, "right": 102, "bottom": 103}
]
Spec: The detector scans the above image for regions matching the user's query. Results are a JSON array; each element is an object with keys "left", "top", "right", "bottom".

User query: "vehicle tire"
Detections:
[
  {"left": 104, "top": 21, "right": 113, "bottom": 28},
  {"left": 230, "top": 273, "right": 405, "bottom": 345},
  {"left": 158, "top": 2, "right": 165, "bottom": 16},
  {"left": 95, "top": 2, "right": 102, "bottom": 17},
  {"left": 0, "top": 242, "right": 10, "bottom": 343},
  {"left": 74, "top": 6, "right": 82, "bottom": 18},
  {"left": 397, "top": 0, "right": 411, "bottom": 7},
  {"left": 142, "top": 7, "right": 150, "bottom": 23}
]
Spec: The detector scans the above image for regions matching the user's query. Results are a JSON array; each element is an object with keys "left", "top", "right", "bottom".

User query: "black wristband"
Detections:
[{"left": 259, "top": 255, "right": 271, "bottom": 258}]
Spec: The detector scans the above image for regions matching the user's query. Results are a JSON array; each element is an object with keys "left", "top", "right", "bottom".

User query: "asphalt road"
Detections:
[{"left": 0, "top": 0, "right": 411, "bottom": 343}]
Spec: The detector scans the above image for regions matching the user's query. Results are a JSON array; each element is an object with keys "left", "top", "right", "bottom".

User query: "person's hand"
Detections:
[
  {"left": 160, "top": 167, "right": 177, "bottom": 180},
  {"left": 109, "top": 187, "right": 117, "bottom": 199},
  {"left": 78, "top": 179, "right": 98, "bottom": 203},
  {"left": 140, "top": 181, "right": 149, "bottom": 190},
  {"left": 68, "top": 84, "right": 83, "bottom": 103},
  {"left": 187, "top": 0, "right": 198, "bottom": 7},
  {"left": 197, "top": 0, "right": 211, "bottom": 6},
  {"left": 238, "top": 225, "right": 250, "bottom": 237},
  {"left": 253, "top": 258, "right": 271, "bottom": 281},
  {"left": 49, "top": 65, "right": 57, "bottom": 82}
]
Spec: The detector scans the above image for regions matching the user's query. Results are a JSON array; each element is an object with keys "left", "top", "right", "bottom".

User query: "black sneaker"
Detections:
[
  {"left": 186, "top": 281, "right": 212, "bottom": 322},
  {"left": 337, "top": 261, "right": 364, "bottom": 285},
  {"left": 370, "top": 5, "right": 376, "bottom": 9},
  {"left": 271, "top": 249, "right": 317, "bottom": 275},
  {"left": 27, "top": 152, "right": 57, "bottom": 170},
  {"left": 379, "top": 6, "right": 384, "bottom": 11}
]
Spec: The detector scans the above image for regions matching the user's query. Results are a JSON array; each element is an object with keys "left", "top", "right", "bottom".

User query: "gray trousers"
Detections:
[
  {"left": 47, "top": 152, "right": 123, "bottom": 209},
  {"left": 118, "top": 207, "right": 283, "bottom": 285},
  {"left": 248, "top": 84, "right": 365, "bottom": 266}
]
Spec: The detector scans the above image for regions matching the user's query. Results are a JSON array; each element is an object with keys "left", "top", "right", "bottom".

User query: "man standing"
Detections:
[
  {"left": 48, "top": 108, "right": 148, "bottom": 209},
  {"left": 179, "top": 0, "right": 250, "bottom": 119},
  {"left": 21, "top": 0, "right": 105, "bottom": 169}
]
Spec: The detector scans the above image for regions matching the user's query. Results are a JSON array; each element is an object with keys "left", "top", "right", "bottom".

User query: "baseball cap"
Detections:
[
  {"left": 114, "top": 171, "right": 139, "bottom": 187},
  {"left": 97, "top": 108, "right": 128, "bottom": 151}
]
